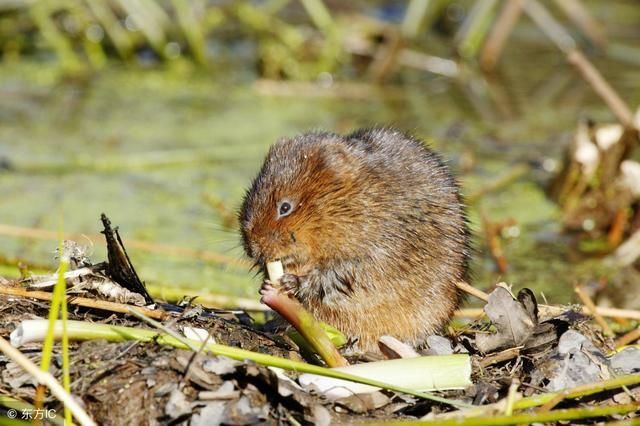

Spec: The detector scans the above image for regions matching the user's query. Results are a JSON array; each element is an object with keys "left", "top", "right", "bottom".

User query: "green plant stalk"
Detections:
[
  {"left": 263, "top": 0, "right": 292, "bottom": 15},
  {"left": 458, "top": 373, "right": 640, "bottom": 419},
  {"left": 65, "top": 0, "right": 107, "bottom": 69},
  {"left": 115, "top": 0, "right": 168, "bottom": 59},
  {"left": 22, "top": 320, "right": 471, "bottom": 408},
  {"left": 263, "top": 261, "right": 348, "bottom": 367},
  {"left": 457, "top": 0, "right": 499, "bottom": 59},
  {"left": 29, "top": 0, "right": 84, "bottom": 72},
  {"left": 288, "top": 322, "right": 347, "bottom": 352},
  {"left": 514, "top": 373, "right": 640, "bottom": 410},
  {"left": 298, "top": 0, "right": 333, "bottom": 33},
  {"left": 261, "top": 288, "right": 348, "bottom": 367},
  {"left": 402, "top": 0, "right": 451, "bottom": 39},
  {"left": 85, "top": 0, "right": 134, "bottom": 59},
  {"left": 58, "top": 256, "right": 72, "bottom": 426},
  {"left": 171, "top": 0, "right": 207, "bottom": 65},
  {"left": 603, "top": 419, "right": 640, "bottom": 426},
  {"left": 38, "top": 241, "right": 68, "bottom": 407},
  {"left": 368, "top": 403, "right": 639, "bottom": 426}
]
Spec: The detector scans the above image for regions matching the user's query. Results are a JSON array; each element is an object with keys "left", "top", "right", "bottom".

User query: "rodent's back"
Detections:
[{"left": 240, "top": 128, "right": 470, "bottom": 351}]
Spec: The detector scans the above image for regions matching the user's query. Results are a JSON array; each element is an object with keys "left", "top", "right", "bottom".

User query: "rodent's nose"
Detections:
[{"left": 249, "top": 232, "right": 281, "bottom": 263}]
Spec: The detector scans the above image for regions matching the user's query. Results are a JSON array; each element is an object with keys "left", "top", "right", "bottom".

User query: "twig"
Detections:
[
  {"left": 0, "top": 285, "right": 170, "bottom": 320},
  {"left": 504, "top": 379, "right": 519, "bottom": 415},
  {"left": 590, "top": 306, "right": 640, "bottom": 321},
  {"left": 456, "top": 281, "right": 490, "bottom": 302},
  {"left": 552, "top": 0, "right": 606, "bottom": 48},
  {"left": 524, "top": 0, "right": 635, "bottom": 129},
  {"left": 567, "top": 49, "right": 636, "bottom": 129},
  {"left": 575, "top": 284, "right": 614, "bottom": 336},
  {"left": 479, "top": 0, "right": 523, "bottom": 71},
  {"left": 0, "top": 335, "right": 96, "bottom": 426},
  {"left": 480, "top": 210, "right": 509, "bottom": 274},
  {"left": 615, "top": 327, "right": 640, "bottom": 348},
  {"left": 343, "top": 29, "right": 459, "bottom": 78},
  {"left": 397, "top": 49, "right": 459, "bottom": 78},
  {"left": 523, "top": 0, "right": 575, "bottom": 52},
  {"left": 607, "top": 209, "right": 628, "bottom": 248},
  {"left": 367, "top": 27, "right": 404, "bottom": 83},
  {"left": 479, "top": 347, "right": 520, "bottom": 368},
  {"left": 454, "top": 308, "right": 485, "bottom": 318},
  {"left": 537, "top": 390, "right": 568, "bottom": 413}
]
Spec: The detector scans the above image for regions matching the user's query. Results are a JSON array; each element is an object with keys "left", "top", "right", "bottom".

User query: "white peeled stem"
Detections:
[
  {"left": 299, "top": 354, "right": 472, "bottom": 400},
  {"left": 11, "top": 320, "right": 51, "bottom": 346},
  {"left": 26, "top": 267, "right": 94, "bottom": 289},
  {"left": 266, "top": 261, "right": 284, "bottom": 282}
]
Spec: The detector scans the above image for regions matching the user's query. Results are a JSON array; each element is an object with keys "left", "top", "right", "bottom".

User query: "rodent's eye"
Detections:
[{"left": 277, "top": 200, "right": 294, "bottom": 218}]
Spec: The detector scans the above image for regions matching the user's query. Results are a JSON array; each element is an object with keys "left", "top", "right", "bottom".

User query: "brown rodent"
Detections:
[{"left": 239, "top": 128, "right": 470, "bottom": 352}]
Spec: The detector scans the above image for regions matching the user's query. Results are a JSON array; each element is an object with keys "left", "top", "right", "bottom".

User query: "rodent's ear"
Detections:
[{"left": 321, "top": 140, "right": 358, "bottom": 171}]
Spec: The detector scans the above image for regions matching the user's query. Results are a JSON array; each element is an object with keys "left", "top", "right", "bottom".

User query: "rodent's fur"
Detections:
[{"left": 240, "top": 128, "right": 470, "bottom": 351}]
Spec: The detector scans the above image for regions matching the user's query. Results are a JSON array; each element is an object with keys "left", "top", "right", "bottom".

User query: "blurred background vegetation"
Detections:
[{"left": 0, "top": 0, "right": 639, "bottom": 307}]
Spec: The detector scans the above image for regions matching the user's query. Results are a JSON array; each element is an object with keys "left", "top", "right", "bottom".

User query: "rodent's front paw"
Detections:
[
  {"left": 278, "top": 273, "right": 301, "bottom": 298},
  {"left": 259, "top": 275, "right": 300, "bottom": 298}
]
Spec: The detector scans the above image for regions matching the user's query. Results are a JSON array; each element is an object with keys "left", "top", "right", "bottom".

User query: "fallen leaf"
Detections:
[
  {"left": 540, "top": 330, "right": 609, "bottom": 392},
  {"left": 476, "top": 287, "right": 536, "bottom": 353}
]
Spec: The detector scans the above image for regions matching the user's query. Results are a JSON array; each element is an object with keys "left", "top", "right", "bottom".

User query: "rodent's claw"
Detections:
[
  {"left": 279, "top": 273, "right": 300, "bottom": 298},
  {"left": 259, "top": 280, "right": 275, "bottom": 296}
]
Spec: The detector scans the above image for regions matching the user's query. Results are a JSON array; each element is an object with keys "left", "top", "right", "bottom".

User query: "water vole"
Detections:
[{"left": 239, "top": 128, "right": 470, "bottom": 351}]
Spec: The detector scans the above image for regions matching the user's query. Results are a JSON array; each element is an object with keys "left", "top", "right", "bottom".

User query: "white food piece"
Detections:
[{"left": 266, "top": 261, "right": 284, "bottom": 282}]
